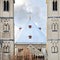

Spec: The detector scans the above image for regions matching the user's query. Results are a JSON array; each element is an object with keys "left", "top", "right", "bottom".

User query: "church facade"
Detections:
[
  {"left": 1, "top": 0, "right": 60, "bottom": 60},
  {"left": 15, "top": 14, "right": 47, "bottom": 60},
  {"left": 15, "top": 44, "right": 46, "bottom": 60},
  {"left": 47, "top": 0, "right": 60, "bottom": 60},
  {"left": 0, "top": 0, "right": 15, "bottom": 60}
]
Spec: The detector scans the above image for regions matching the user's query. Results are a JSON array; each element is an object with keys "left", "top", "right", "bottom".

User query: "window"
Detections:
[
  {"left": 0, "top": 41, "right": 3, "bottom": 48},
  {"left": 29, "top": 25, "right": 32, "bottom": 28},
  {"left": 18, "top": 48, "right": 23, "bottom": 52},
  {"left": 53, "top": 0, "right": 57, "bottom": 11},
  {"left": 4, "top": 1, "right": 9, "bottom": 11},
  {"left": 3, "top": 23, "right": 10, "bottom": 32},
  {"left": 39, "top": 27, "right": 41, "bottom": 30},
  {"left": 7, "top": 1, "right": 9, "bottom": 11},
  {"left": 38, "top": 49, "right": 41, "bottom": 52},
  {"left": 0, "top": 43, "right": 2, "bottom": 48},
  {"left": 51, "top": 23, "right": 58, "bottom": 32},
  {"left": 28, "top": 35, "right": 32, "bottom": 39},
  {"left": 4, "top": 1, "right": 6, "bottom": 11},
  {"left": 13, "top": 0, "right": 15, "bottom": 3},
  {"left": 19, "top": 27, "right": 22, "bottom": 30},
  {"left": 51, "top": 46, "right": 55, "bottom": 53},
  {"left": 51, "top": 46, "right": 58, "bottom": 53},
  {"left": 3, "top": 45, "right": 10, "bottom": 53}
]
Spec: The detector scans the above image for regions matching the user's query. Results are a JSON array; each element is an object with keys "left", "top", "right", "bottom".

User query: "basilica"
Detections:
[{"left": 0, "top": 0, "right": 60, "bottom": 60}]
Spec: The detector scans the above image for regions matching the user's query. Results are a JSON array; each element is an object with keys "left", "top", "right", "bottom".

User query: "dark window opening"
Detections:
[
  {"left": 0, "top": 41, "right": 3, "bottom": 48},
  {"left": 13, "top": 0, "right": 15, "bottom": 3},
  {"left": 3, "top": 45, "right": 10, "bottom": 53},
  {"left": 51, "top": 46, "right": 58, "bottom": 53},
  {"left": 39, "top": 27, "right": 41, "bottom": 30},
  {"left": 4, "top": 1, "right": 9, "bottom": 11},
  {"left": 7, "top": 1, "right": 9, "bottom": 11},
  {"left": 53, "top": 1, "right": 57, "bottom": 11},
  {"left": 51, "top": 23, "right": 58, "bottom": 32},
  {"left": 28, "top": 35, "right": 32, "bottom": 39},
  {"left": 18, "top": 49, "right": 23, "bottom": 52},
  {"left": 19, "top": 27, "right": 22, "bottom": 30},
  {"left": 4, "top": 1, "right": 6, "bottom": 11},
  {"left": 3, "top": 23, "right": 10, "bottom": 32},
  {"left": 29, "top": 25, "right": 32, "bottom": 28},
  {"left": 38, "top": 49, "right": 41, "bottom": 52}
]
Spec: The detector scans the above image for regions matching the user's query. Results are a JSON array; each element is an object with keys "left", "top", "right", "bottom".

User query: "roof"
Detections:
[
  {"left": 27, "top": 45, "right": 44, "bottom": 56},
  {"left": 16, "top": 20, "right": 46, "bottom": 44}
]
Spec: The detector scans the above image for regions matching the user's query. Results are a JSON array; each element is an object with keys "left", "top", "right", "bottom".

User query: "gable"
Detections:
[{"left": 16, "top": 20, "right": 46, "bottom": 44}]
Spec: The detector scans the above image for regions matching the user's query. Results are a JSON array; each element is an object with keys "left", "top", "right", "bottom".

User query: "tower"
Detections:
[
  {"left": 0, "top": 0, "right": 15, "bottom": 60},
  {"left": 47, "top": 0, "right": 60, "bottom": 60}
]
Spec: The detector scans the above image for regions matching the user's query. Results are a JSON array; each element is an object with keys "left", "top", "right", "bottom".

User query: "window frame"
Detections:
[
  {"left": 3, "top": 45, "right": 10, "bottom": 53},
  {"left": 3, "top": 23, "right": 10, "bottom": 32},
  {"left": 51, "top": 23, "right": 58, "bottom": 32},
  {"left": 51, "top": 46, "right": 58, "bottom": 53},
  {"left": 53, "top": 0, "right": 57, "bottom": 11},
  {"left": 4, "top": 0, "right": 9, "bottom": 11}
]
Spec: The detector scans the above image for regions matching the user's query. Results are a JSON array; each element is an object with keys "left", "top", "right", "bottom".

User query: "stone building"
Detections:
[
  {"left": 0, "top": 0, "right": 15, "bottom": 60},
  {"left": 15, "top": 44, "right": 46, "bottom": 60},
  {"left": 0, "top": 0, "right": 47, "bottom": 60},
  {"left": 15, "top": 17, "right": 47, "bottom": 60},
  {"left": 47, "top": 0, "right": 60, "bottom": 60}
]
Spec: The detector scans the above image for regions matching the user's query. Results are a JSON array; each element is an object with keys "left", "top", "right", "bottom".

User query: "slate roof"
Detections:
[{"left": 16, "top": 20, "right": 46, "bottom": 44}]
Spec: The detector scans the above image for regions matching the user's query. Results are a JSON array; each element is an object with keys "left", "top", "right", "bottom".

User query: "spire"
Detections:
[{"left": 28, "top": 12, "right": 32, "bottom": 20}]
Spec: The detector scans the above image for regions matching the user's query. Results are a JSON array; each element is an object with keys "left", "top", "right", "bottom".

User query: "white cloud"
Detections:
[{"left": 15, "top": 0, "right": 27, "bottom": 6}]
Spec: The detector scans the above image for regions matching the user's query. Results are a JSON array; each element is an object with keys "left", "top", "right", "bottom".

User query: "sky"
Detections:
[{"left": 14, "top": 0, "right": 47, "bottom": 42}]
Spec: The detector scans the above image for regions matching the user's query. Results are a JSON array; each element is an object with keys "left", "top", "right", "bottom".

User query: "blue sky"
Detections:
[{"left": 14, "top": 0, "right": 47, "bottom": 42}]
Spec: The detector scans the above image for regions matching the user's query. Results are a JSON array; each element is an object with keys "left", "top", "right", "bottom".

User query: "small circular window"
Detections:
[
  {"left": 28, "top": 35, "right": 32, "bottom": 39},
  {"left": 39, "top": 27, "right": 41, "bottom": 30},
  {"left": 28, "top": 25, "right": 32, "bottom": 28},
  {"left": 19, "top": 27, "right": 22, "bottom": 30}
]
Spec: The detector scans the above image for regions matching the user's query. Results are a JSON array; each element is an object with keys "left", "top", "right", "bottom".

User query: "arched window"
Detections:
[
  {"left": 7, "top": 1, "right": 9, "bottom": 11},
  {"left": 4, "top": 1, "right": 9, "bottom": 11},
  {"left": 51, "top": 23, "right": 58, "bottom": 32},
  {"left": 6, "top": 45, "right": 10, "bottom": 53},
  {"left": 51, "top": 46, "right": 55, "bottom": 53},
  {"left": 51, "top": 46, "right": 58, "bottom": 53},
  {"left": 55, "top": 46, "right": 58, "bottom": 53},
  {"left": 3, "top": 44, "right": 10, "bottom": 53},
  {"left": 53, "top": 0, "right": 57, "bottom": 11},
  {"left": 3, "top": 23, "right": 10, "bottom": 32},
  {"left": 4, "top": 1, "right": 6, "bottom": 11}
]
